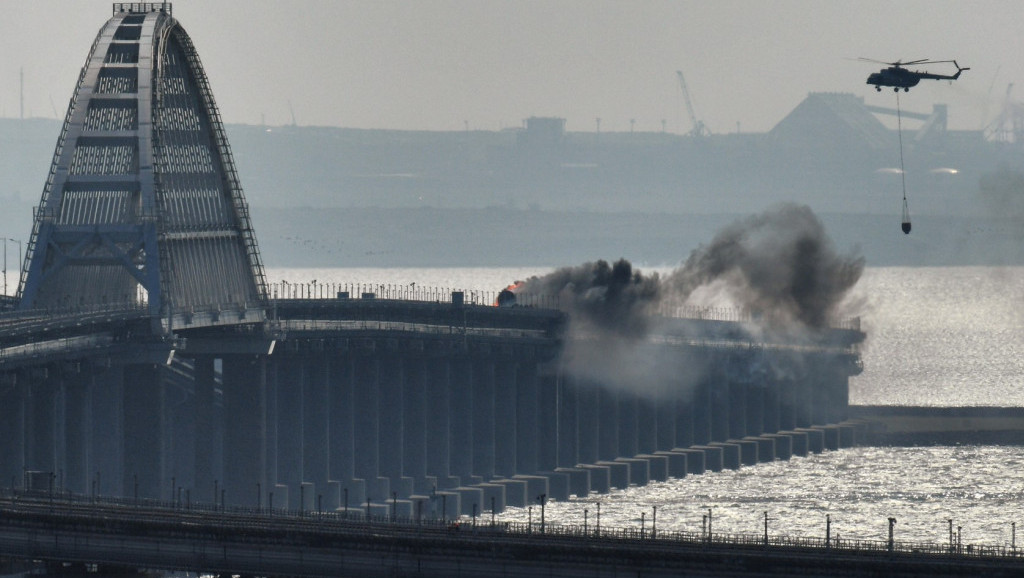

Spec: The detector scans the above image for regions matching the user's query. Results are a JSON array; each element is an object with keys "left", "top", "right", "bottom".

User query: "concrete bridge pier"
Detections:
[
  {"left": 492, "top": 359, "right": 517, "bottom": 479},
  {"left": 597, "top": 387, "right": 619, "bottom": 462},
  {"left": 727, "top": 378, "right": 746, "bottom": 440},
  {"left": 302, "top": 356, "right": 330, "bottom": 505},
  {"left": 448, "top": 357, "right": 474, "bottom": 484},
  {"left": 576, "top": 378, "right": 599, "bottom": 467},
  {"left": 514, "top": 361, "right": 539, "bottom": 477},
  {"left": 62, "top": 366, "right": 91, "bottom": 495},
  {"left": 222, "top": 355, "right": 267, "bottom": 507},
  {"left": 25, "top": 368, "right": 57, "bottom": 478},
  {"left": 637, "top": 396, "right": 657, "bottom": 455},
  {"left": 692, "top": 375, "right": 713, "bottom": 445},
  {"left": 616, "top": 390, "right": 638, "bottom": 459},
  {"left": 424, "top": 357, "right": 456, "bottom": 489},
  {"left": 192, "top": 357, "right": 216, "bottom": 504},
  {"left": 122, "top": 363, "right": 165, "bottom": 500},
  {"left": 90, "top": 364, "right": 124, "bottom": 496},
  {"left": 352, "top": 353, "right": 388, "bottom": 502},
  {"left": 379, "top": 351, "right": 411, "bottom": 496},
  {"left": 471, "top": 356, "right": 495, "bottom": 482},
  {"left": 535, "top": 370, "right": 559, "bottom": 473},
  {"left": 328, "top": 354, "right": 361, "bottom": 505},
  {"left": 557, "top": 375, "right": 579, "bottom": 469},
  {"left": 275, "top": 357, "right": 305, "bottom": 507},
  {"left": 402, "top": 357, "right": 430, "bottom": 493},
  {"left": 0, "top": 375, "right": 24, "bottom": 489}
]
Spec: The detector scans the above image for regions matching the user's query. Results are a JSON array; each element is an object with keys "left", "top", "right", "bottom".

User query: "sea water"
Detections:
[{"left": 266, "top": 266, "right": 1024, "bottom": 547}]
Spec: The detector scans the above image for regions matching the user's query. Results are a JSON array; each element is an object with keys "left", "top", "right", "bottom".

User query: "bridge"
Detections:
[
  {"left": 1, "top": 3, "right": 869, "bottom": 574},
  {"left": 1, "top": 490, "right": 1022, "bottom": 578}
]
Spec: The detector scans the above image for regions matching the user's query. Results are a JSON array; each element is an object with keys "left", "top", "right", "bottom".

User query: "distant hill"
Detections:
[{"left": 3, "top": 93, "right": 1024, "bottom": 268}]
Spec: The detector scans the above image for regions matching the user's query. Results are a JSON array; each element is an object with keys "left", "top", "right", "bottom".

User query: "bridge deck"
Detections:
[{"left": 0, "top": 492, "right": 1019, "bottom": 578}]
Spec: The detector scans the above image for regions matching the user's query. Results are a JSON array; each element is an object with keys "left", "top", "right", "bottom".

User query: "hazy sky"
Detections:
[{"left": 1, "top": 1, "right": 1022, "bottom": 133}]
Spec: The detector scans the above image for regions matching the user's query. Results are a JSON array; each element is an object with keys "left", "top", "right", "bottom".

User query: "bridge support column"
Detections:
[
  {"left": 692, "top": 373, "right": 713, "bottom": 445},
  {"left": 192, "top": 357, "right": 216, "bottom": 504},
  {"left": 514, "top": 362, "right": 538, "bottom": 475},
  {"left": 711, "top": 375, "right": 731, "bottom": 442},
  {"left": 424, "top": 357, "right": 454, "bottom": 488},
  {"left": 378, "top": 352, "right": 409, "bottom": 495},
  {"left": 557, "top": 375, "right": 578, "bottom": 468},
  {"left": 471, "top": 357, "right": 495, "bottom": 480},
  {"left": 303, "top": 356, "right": 330, "bottom": 499},
  {"left": 726, "top": 378, "right": 745, "bottom": 440},
  {"left": 0, "top": 375, "right": 25, "bottom": 489},
  {"left": 674, "top": 391, "right": 694, "bottom": 449},
  {"left": 25, "top": 368, "right": 57, "bottom": 475},
  {"left": 778, "top": 378, "right": 797, "bottom": 431},
  {"left": 276, "top": 357, "right": 305, "bottom": 505},
  {"left": 493, "top": 360, "right": 517, "bottom": 478},
  {"left": 123, "top": 363, "right": 165, "bottom": 500},
  {"left": 617, "top": 391, "right": 637, "bottom": 458},
  {"left": 746, "top": 381, "right": 764, "bottom": 436},
  {"left": 448, "top": 357, "right": 473, "bottom": 481},
  {"left": 597, "top": 387, "right": 618, "bottom": 461},
  {"left": 63, "top": 367, "right": 91, "bottom": 495},
  {"left": 353, "top": 353, "right": 386, "bottom": 500},
  {"left": 535, "top": 369, "right": 558, "bottom": 472},
  {"left": 576, "top": 379, "right": 599, "bottom": 466},
  {"left": 223, "top": 355, "right": 267, "bottom": 507},
  {"left": 329, "top": 352, "right": 362, "bottom": 506},
  {"left": 90, "top": 365, "right": 123, "bottom": 496},
  {"left": 402, "top": 357, "right": 428, "bottom": 491},
  {"left": 637, "top": 396, "right": 657, "bottom": 454},
  {"left": 764, "top": 378, "right": 781, "bottom": 434}
]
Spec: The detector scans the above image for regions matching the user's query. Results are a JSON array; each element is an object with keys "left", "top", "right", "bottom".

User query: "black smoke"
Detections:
[
  {"left": 520, "top": 203, "right": 863, "bottom": 335},
  {"left": 518, "top": 258, "right": 660, "bottom": 336},
  {"left": 665, "top": 203, "right": 864, "bottom": 329}
]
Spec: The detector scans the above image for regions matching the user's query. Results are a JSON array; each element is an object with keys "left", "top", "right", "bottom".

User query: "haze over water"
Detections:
[{"left": 269, "top": 265, "right": 1024, "bottom": 547}]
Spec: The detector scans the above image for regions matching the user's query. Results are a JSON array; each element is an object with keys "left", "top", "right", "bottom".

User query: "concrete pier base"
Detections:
[
  {"left": 691, "top": 446, "right": 722, "bottom": 472},
  {"left": 476, "top": 483, "right": 506, "bottom": 514},
  {"left": 578, "top": 465, "right": 611, "bottom": 494},
  {"left": 390, "top": 476, "right": 415, "bottom": 498},
  {"left": 596, "top": 460, "right": 630, "bottom": 489},
  {"left": 539, "top": 471, "right": 570, "bottom": 501},
  {"left": 454, "top": 486, "right": 485, "bottom": 516},
  {"left": 796, "top": 428, "right": 826, "bottom": 453},
  {"left": 707, "top": 442, "right": 741, "bottom": 470},
  {"left": 744, "top": 436, "right": 777, "bottom": 463},
  {"left": 673, "top": 448, "right": 706, "bottom": 474},
  {"left": 636, "top": 454, "right": 669, "bottom": 482},
  {"left": 654, "top": 451, "right": 688, "bottom": 478},
  {"left": 432, "top": 491, "right": 461, "bottom": 520},
  {"left": 780, "top": 431, "right": 809, "bottom": 457},
  {"left": 614, "top": 457, "right": 650, "bottom": 486},
  {"left": 838, "top": 424, "right": 857, "bottom": 447},
  {"left": 555, "top": 467, "right": 591, "bottom": 497},
  {"left": 763, "top": 434, "right": 793, "bottom": 460},
  {"left": 732, "top": 439, "right": 759, "bottom": 466},
  {"left": 513, "top": 475, "right": 549, "bottom": 502},
  {"left": 493, "top": 478, "right": 528, "bottom": 507},
  {"left": 820, "top": 425, "right": 841, "bottom": 450}
]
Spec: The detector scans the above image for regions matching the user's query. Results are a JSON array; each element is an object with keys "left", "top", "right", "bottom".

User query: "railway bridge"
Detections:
[{"left": 0, "top": 1, "right": 863, "bottom": 529}]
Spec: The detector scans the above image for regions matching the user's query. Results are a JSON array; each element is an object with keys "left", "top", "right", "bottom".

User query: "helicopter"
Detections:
[{"left": 862, "top": 58, "right": 970, "bottom": 92}]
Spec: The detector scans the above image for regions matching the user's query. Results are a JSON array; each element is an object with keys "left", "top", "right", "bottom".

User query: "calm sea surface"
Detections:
[{"left": 268, "top": 266, "right": 1024, "bottom": 547}]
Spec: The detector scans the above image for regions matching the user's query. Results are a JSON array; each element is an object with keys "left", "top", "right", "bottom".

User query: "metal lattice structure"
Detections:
[{"left": 18, "top": 3, "right": 267, "bottom": 328}]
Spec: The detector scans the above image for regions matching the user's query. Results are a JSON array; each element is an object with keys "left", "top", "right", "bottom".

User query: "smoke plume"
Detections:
[
  {"left": 516, "top": 204, "right": 864, "bottom": 397},
  {"left": 521, "top": 203, "right": 864, "bottom": 334}
]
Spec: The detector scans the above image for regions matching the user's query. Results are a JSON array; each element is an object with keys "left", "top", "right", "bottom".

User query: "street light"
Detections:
[{"left": 537, "top": 494, "right": 547, "bottom": 534}]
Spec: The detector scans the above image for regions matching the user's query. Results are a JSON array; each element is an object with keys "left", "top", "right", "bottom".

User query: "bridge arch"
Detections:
[{"left": 18, "top": 3, "right": 267, "bottom": 327}]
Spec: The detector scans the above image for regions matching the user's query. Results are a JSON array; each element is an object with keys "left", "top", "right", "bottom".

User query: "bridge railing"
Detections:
[
  {"left": 0, "top": 488, "right": 1014, "bottom": 561},
  {"left": 267, "top": 282, "right": 860, "bottom": 332}
]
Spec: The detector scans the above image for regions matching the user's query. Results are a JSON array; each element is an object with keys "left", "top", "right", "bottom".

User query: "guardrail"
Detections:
[{"left": 0, "top": 488, "right": 1015, "bottom": 562}]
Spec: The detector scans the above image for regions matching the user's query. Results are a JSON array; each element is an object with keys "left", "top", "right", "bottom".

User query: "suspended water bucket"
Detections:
[{"left": 901, "top": 197, "right": 912, "bottom": 234}]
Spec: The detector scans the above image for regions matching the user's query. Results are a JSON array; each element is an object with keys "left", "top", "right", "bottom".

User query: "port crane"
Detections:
[{"left": 676, "top": 70, "right": 710, "bottom": 137}]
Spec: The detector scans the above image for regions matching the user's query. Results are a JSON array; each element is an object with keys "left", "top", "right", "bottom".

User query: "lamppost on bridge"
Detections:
[
  {"left": 537, "top": 493, "right": 547, "bottom": 534},
  {"left": 888, "top": 517, "right": 897, "bottom": 553}
]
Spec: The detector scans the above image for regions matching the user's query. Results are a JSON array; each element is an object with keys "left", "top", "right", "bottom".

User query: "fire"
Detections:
[{"left": 494, "top": 280, "right": 524, "bottom": 306}]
